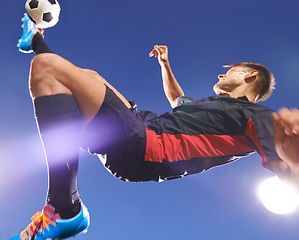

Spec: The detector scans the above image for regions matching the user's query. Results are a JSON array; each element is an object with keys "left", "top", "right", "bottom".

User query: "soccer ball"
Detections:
[{"left": 25, "top": 0, "right": 61, "bottom": 29}]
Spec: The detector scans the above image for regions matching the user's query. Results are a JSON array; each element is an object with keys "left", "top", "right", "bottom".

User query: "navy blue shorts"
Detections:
[{"left": 81, "top": 86, "right": 147, "bottom": 182}]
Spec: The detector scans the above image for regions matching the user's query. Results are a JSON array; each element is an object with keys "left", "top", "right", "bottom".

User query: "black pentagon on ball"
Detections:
[
  {"left": 29, "top": 0, "right": 39, "bottom": 9},
  {"left": 43, "top": 12, "right": 53, "bottom": 22},
  {"left": 48, "top": 0, "right": 57, "bottom": 4}
]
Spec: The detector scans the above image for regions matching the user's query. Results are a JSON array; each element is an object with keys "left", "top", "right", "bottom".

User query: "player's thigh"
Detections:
[
  {"left": 71, "top": 68, "right": 132, "bottom": 127},
  {"left": 56, "top": 66, "right": 106, "bottom": 125},
  {"left": 82, "top": 69, "right": 131, "bottom": 109}
]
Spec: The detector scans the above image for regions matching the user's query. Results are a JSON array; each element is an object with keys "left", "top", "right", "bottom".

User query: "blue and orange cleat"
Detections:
[
  {"left": 10, "top": 202, "right": 90, "bottom": 240},
  {"left": 17, "top": 13, "right": 44, "bottom": 53}
]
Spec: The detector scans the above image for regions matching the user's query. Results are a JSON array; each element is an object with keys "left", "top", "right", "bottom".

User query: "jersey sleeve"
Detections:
[
  {"left": 177, "top": 96, "right": 194, "bottom": 106},
  {"left": 245, "top": 109, "right": 282, "bottom": 170}
]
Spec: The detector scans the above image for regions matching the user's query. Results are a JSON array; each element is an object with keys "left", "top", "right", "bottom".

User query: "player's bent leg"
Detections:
[{"left": 29, "top": 53, "right": 130, "bottom": 126}]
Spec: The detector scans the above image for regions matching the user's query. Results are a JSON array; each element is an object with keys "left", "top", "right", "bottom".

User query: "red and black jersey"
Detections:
[
  {"left": 139, "top": 95, "right": 281, "bottom": 181},
  {"left": 82, "top": 87, "right": 281, "bottom": 182}
]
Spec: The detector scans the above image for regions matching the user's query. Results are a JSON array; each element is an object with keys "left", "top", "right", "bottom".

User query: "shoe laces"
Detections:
[
  {"left": 37, "top": 28, "right": 45, "bottom": 35},
  {"left": 20, "top": 205, "right": 61, "bottom": 240}
]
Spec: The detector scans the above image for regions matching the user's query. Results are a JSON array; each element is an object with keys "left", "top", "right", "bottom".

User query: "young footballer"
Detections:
[{"left": 11, "top": 13, "right": 299, "bottom": 240}]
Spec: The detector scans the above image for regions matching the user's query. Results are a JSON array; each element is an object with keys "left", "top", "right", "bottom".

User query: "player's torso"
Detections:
[{"left": 143, "top": 95, "right": 274, "bottom": 169}]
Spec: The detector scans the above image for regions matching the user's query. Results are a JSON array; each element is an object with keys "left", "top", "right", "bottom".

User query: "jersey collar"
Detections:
[{"left": 237, "top": 96, "right": 249, "bottom": 102}]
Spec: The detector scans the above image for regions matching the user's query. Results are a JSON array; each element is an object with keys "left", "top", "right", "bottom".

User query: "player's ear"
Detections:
[{"left": 245, "top": 70, "right": 258, "bottom": 83}]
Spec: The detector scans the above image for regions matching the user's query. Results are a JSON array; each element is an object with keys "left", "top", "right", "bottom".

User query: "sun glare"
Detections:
[{"left": 258, "top": 176, "right": 299, "bottom": 215}]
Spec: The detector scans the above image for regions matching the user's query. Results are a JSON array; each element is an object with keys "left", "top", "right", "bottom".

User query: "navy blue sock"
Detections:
[
  {"left": 34, "top": 94, "right": 82, "bottom": 219},
  {"left": 31, "top": 32, "right": 53, "bottom": 55}
]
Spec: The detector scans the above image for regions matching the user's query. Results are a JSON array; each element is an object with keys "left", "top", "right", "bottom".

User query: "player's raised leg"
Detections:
[
  {"left": 12, "top": 16, "right": 100, "bottom": 240},
  {"left": 12, "top": 9, "right": 133, "bottom": 239}
]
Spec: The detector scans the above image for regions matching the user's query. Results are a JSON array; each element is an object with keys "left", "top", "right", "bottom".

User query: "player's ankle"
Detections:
[
  {"left": 49, "top": 200, "right": 81, "bottom": 219},
  {"left": 31, "top": 31, "right": 53, "bottom": 54},
  {"left": 47, "top": 191, "right": 82, "bottom": 219}
]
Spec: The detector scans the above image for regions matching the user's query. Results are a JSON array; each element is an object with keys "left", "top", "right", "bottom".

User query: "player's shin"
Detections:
[{"left": 34, "top": 94, "right": 82, "bottom": 219}]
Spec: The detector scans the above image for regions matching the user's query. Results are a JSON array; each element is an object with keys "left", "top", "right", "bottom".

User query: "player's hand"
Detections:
[
  {"left": 273, "top": 107, "right": 299, "bottom": 170},
  {"left": 149, "top": 45, "right": 169, "bottom": 65}
]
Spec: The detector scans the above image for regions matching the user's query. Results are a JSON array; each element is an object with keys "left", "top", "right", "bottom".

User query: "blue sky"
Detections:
[{"left": 1, "top": 0, "right": 299, "bottom": 239}]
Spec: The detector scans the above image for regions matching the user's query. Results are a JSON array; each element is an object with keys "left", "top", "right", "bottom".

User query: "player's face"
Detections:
[{"left": 213, "top": 67, "right": 247, "bottom": 96}]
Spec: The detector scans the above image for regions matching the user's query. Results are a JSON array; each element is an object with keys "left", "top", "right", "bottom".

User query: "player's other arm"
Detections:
[
  {"left": 270, "top": 108, "right": 299, "bottom": 189},
  {"left": 149, "top": 45, "right": 184, "bottom": 108}
]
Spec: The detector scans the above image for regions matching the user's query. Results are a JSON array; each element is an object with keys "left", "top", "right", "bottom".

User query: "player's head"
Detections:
[{"left": 213, "top": 62, "right": 275, "bottom": 102}]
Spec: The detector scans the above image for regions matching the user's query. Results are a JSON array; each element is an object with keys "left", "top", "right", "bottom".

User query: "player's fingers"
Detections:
[
  {"left": 273, "top": 112, "right": 284, "bottom": 131},
  {"left": 154, "top": 45, "right": 167, "bottom": 54},
  {"left": 289, "top": 108, "right": 299, "bottom": 112},
  {"left": 272, "top": 112, "right": 287, "bottom": 142},
  {"left": 149, "top": 48, "right": 158, "bottom": 57},
  {"left": 293, "top": 124, "right": 299, "bottom": 135},
  {"left": 289, "top": 108, "right": 299, "bottom": 134},
  {"left": 277, "top": 108, "right": 293, "bottom": 133},
  {"left": 277, "top": 107, "right": 289, "bottom": 115},
  {"left": 278, "top": 112, "right": 294, "bottom": 135},
  {"left": 277, "top": 107, "right": 299, "bottom": 134},
  {"left": 154, "top": 45, "right": 162, "bottom": 55},
  {"left": 277, "top": 107, "right": 292, "bottom": 124},
  {"left": 149, "top": 49, "right": 155, "bottom": 56},
  {"left": 290, "top": 108, "right": 299, "bottom": 120}
]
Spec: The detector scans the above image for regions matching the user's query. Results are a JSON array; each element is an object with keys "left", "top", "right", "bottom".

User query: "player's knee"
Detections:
[
  {"left": 30, "top": 53, "right": 61, "bottom": 84},
  {"left": 30, "top": 54, "right": 52, "bottom": 87},
  {"left": 30, "top": 53, "right": 57, "bottom": 76},
  {"left": 29, "top": 54, "right": 71, "bottom": 98}
]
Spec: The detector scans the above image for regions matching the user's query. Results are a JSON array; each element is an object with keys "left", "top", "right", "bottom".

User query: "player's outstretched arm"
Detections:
[
  {"left": 271, "top": 108, "right": 299, "bottom": 188},
  {"left": 149, "top": 45, "right": 184, "bottom": 108}
]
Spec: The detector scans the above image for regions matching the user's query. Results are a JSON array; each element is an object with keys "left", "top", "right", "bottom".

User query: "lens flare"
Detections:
[{"left": 258, "top": 176, "right": 299, "bottom": 215}]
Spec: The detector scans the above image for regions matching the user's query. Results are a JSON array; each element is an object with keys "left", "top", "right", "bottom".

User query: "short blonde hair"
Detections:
[{"left": 224, "top": 62, "right": 276, "bottom": 102}]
